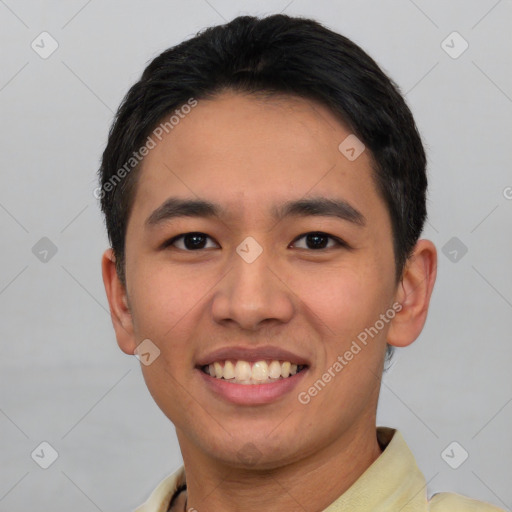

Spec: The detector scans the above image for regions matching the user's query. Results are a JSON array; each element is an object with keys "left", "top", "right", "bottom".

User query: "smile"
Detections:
[{"left": 201, "top": 360, "right": 307, "bottom": 385}]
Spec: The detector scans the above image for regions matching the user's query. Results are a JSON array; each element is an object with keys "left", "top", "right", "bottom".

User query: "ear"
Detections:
[
  {"left": 387, "top": 239, "right": 437, "bottom": 348},
  {"left": 101, "top": 248, "right": 137, "bottom": 355}
]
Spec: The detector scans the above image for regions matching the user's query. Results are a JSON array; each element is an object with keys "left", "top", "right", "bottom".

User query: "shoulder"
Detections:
[{"left": 429, "top": 491, "right": 506, "bottom": 511}]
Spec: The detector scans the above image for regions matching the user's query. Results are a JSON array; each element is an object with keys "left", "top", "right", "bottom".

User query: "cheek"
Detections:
[
  {"left": 127, "top": 258, "right": 205, "bottom": 339},
  {"left": 293, "top": 263, "right": 392, "bottom": 344},
  {"left": 130, "top": 266, "right": 201, "bottom": 415}
]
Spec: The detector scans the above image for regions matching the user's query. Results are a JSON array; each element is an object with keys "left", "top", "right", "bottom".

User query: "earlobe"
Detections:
[
  {"left": 101, "top": 249, "right": 137, "bottom": 355},
  {"left": 387, "top": 239, "right": 437, "bottom": 348}
]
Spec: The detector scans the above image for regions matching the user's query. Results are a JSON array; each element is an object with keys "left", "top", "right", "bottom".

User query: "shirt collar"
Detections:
[{"left": 322, "top": 427, "right": 428, "bottom": 511}]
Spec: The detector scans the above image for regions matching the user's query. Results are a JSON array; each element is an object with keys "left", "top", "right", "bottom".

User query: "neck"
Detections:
[{"left": 176, "top": 420, "right": 382, "bottom": 512}]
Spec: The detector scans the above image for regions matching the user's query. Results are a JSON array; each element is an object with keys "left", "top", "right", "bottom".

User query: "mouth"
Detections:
[
  {"left": 200, "top": 359, "right": 308, "bottom": 385},
  {"left": 195, "top": 346, "right": 310, "bottom": 404}
]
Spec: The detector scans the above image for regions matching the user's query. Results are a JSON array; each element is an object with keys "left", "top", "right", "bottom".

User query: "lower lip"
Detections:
[{"left": 197, "top": 367, "right": 308, "bottom": 405}]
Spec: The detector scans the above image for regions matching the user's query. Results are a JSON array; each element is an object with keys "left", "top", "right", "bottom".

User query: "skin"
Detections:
[{"left": 102, "top": 91, "right": 437, "bottom": 512}]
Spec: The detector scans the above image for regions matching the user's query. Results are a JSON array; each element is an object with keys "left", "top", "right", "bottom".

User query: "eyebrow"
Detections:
[{"left": 145, "top": 196, "right": 366, "bottom": 227}]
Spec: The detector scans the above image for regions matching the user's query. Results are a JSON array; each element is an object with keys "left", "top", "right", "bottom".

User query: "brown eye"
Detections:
[
  {"left": 164, "top": 232, "right": 219, "bottom": 251},
  {"left": 291, "top": 232, "right": 348, "bottom": 250}
]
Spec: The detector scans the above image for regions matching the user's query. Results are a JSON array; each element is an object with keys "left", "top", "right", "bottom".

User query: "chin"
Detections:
[{"left": 203, "top": 428, "right": 309, "bottom": 469}]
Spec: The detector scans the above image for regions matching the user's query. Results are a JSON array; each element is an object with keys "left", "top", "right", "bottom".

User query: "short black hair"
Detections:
[{"left": 98, "top": 14, "right": 428, "bottom": 362}]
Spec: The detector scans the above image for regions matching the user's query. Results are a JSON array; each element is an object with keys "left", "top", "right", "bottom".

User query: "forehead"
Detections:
[
  {"left": 149, "top": 91, "right": 356, "bottom": 170},
  {"left": 131, "top": 91, "right": 383, "bottom": 226}
]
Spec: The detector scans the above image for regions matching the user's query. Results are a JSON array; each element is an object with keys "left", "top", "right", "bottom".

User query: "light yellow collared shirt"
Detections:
[{"left": 135, "top": 427, "right": 505, "bottom": 512}]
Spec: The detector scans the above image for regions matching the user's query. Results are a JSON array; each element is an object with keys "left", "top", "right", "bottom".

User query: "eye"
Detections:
[
  {"left": 162, "top": 231, "right": 348, "bottom": 252},
  {"left": 163, "top": 232, "right": 219, "bottom": 251},
  {"left": 291, "top": 231, "right": 348, "bottom": 250}
]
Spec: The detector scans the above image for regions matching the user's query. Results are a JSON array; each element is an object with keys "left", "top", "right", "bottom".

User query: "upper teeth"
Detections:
[{"left": 205, "top": 360, "right": 302, "bottom": 384}]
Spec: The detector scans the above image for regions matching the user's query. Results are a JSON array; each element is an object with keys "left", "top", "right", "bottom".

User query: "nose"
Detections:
[{"left": 211, "top": 241, "right": 295, "bottom": 331}]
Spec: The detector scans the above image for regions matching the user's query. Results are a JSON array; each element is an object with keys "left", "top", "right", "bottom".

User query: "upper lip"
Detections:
[{"left": 196, "top": 345, "right": 311, "bottom": 367}]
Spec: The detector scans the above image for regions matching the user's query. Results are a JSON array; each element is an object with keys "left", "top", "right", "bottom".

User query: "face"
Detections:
[{"left": 117, "top": 91, "right": 401, "bottom": 468}]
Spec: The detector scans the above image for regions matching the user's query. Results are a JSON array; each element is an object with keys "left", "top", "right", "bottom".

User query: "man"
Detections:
[{"left": 98, "top": 14, "right": 504, "bottom": 512}]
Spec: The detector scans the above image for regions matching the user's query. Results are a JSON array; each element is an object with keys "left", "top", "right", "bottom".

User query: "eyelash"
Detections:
[{"left": 162, "top": 231, "right": 350, "bottom": 251}]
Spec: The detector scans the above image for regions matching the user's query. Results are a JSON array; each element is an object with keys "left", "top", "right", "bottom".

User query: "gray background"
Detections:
[{"left": 0, "top": 0, "right": 511, "bottom": 510}]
